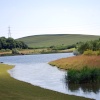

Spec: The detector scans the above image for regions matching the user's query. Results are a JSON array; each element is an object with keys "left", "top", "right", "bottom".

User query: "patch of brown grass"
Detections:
[
  {"left": 19, "top": 49, "right": 51, "bottom": 54},
  {"left": 0, "top": 51, "right": 11, "bottom": 55},
  {"left": 49, "top": 55, "right": 100, "bottom": 70}
]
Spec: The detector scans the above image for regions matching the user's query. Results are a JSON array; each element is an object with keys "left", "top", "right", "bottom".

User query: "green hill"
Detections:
[{"left": 17, "top": 34, "right": 100, "bottom": 48}]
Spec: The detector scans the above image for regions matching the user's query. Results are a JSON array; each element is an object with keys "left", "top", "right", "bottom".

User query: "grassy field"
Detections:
[
  {"left": 0, "top": 64, "right": 91, "bottom": 100},
  {"left": 49, "top": 55, "right": 100, "bottom": 70},
  {"left": 0, "top": 51, "right": 11, "bottom": 55},
  {"left": 17, "top": 34, "right": 100, "bottom": 48},
  {"left": 0, "top": 49, "right": 49, "bottom": 56},
  {"left": 0, "top": 48, "right": 74, "bottom": 56}
]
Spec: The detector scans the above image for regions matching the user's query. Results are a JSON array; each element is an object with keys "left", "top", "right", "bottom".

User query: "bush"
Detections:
[
  {"left": 0, "top": 49, "right": 6, "bottom": 52},
  {"left": 12, "top": 49, "right": 20, "bottom": 54},
  {"left": 96, "top": 50, "right": 100, "bottom": 55},
  {"left": 83, "top": 49, "right": 95, "bottom": 55},
  {"left": 77, "top": 38, "right": 100, "bottom": 54},
  {"left": 6, "top": 49, "right": 11, "bottom": 52},
  {"left": 66, "top": 69, "right": 80, "bottom": 83},
  {"left": 83, "top": 50, "right": 100, "bottom": 56},
  {"left": 66, "top": 66, "right": 100, "bottom": 84}
]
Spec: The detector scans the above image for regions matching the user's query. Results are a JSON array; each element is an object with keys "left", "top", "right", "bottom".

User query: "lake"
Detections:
[{"left": 0, "top": 53, "right": 100, "bottom": 100}]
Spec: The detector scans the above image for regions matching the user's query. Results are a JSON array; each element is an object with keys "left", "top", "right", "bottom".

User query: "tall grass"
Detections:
[
  {"left": 49, "top": 55, "right": 100, "bottom": 70},
  {"left": 66, "top": 66, "right": 100, "bottom": 84}
]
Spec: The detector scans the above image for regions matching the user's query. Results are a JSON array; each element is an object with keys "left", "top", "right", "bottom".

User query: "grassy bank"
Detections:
[
  {"left": 0, "top": 64, "right": 90, "bottom": 100},
  {"left": 49, "top": 55, "right": 100, "bottom": 84},
  {"left": 0, "top": 48, "right": 74, "bottom": 56},
  {"left": 49, "top": 55, "right": 100, "bottom": 70}
]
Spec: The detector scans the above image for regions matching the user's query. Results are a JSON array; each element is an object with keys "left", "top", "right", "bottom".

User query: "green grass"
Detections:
[
  {"left": 66, "top": 66, "right": 100, "bottom": 84},
  {"left": 0, "top": 64, "right": 91, "bottom": 100},
  {"left": 17, "top": 34, "right": 100, "bottom": 48}
]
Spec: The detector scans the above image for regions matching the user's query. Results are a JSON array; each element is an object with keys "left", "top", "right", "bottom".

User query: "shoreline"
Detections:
[
  {"left": 0, "top": 48, "right": 73, "bottom": 57},
  {"left": 49, "top": 55, "right": 100, "bottom": 70},
  {"left": 0, "top": 63, "right": 90, "bottom": 100}
]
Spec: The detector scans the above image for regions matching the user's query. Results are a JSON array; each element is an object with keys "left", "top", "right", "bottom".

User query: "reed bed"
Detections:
[
  {"left": 49, "top": 55, "right": 100, "bottom": 70},
  {"left": 49, "top": 55, "right": 100, "bottom": 84}
]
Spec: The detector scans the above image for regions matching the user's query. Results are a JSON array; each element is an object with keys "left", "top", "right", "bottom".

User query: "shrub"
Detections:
[
  {"left": 12, "top": 49, "right": 20, "bottom": 54},
  {"left": 6, "top": 49, "right": 11, "bottom": 52},
  {"left": 83, "top": 50, "right": 100, "bottom": 56},
  {"left": 0, "top": 49, "right": 6, "bottom": 52},
  {"left": 66, "top": 69, "right": 80, "bottom": 83},
  {"left": 96, "top": 50, "right": 100, "bottom": 55},
  {"left": 83, "top": 49, "right": 95, "bottom": 55},
  {"left": 66, "top": 66, "right": 100, "bottom": 84}
]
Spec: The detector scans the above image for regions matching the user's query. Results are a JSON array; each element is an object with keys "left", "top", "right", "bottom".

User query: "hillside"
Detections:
[{"left": 17, "top": 34, "right": 100, "bottom": 48}]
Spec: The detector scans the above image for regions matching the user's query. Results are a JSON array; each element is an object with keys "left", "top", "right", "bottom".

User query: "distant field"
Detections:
[{"left": 17, "top": 34, "right": 100, "bottom": 48}]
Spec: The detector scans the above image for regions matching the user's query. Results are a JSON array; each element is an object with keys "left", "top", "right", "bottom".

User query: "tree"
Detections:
[
  {"left": 0, "top": 37, "right": 28, "bottom": 50},
  {"left": 12, "top": 49, "right": 19, "bottom": 54},
  {"left": 0, "top": 37, "right": 7, "bottom": 49},
  {"left": 77, "top": 39, "right": 100, "bottom": 54},
  {"left": 6, "top": 38, "right": 16, "bottom": 49},
  {"left": 78, "top": 42, "right": 89, "bottom": 54}
]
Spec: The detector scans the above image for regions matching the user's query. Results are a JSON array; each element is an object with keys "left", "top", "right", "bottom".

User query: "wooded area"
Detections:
[{"left": 0, "top": 37, "right": 28, "bottom": 50}]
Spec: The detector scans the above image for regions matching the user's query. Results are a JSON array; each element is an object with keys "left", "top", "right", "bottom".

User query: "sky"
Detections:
[{"left": 0, "top": 0, "right": 100, "bottom": 39}]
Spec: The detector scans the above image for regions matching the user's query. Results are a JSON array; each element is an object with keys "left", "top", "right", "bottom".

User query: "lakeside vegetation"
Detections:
[
  {"left": 49, "top": 55, "right": 100, "bottom": 70},
  {"left": 0, "top": 48, "right": 74, "bottom": 56},
  {"left": 77, "top": 38, "right": 100, "bottom": 54},
  {"left": 49, "top": 55, "right": 100, "bottom": 84},
  {"left": 0, "top": 64, "right": 90, "bottom": 100},
  {"left": 66, "top": 66, "right": 100, "bottom": 84},
  {"left": 49, "top": 38, "right": 100, "bottom": 84}
]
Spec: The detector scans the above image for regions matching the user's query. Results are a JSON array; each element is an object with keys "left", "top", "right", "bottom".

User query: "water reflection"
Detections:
[{"left": 65, "top": 79, "right": 100, "bottom": 94}]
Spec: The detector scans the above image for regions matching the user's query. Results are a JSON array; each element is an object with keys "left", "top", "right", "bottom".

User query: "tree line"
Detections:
[
  {"left": 77, "top": 38, "right": 100, "bottom": 54},
  {"left": 0, "top": 37, "right": 28, "bottom": 50}
]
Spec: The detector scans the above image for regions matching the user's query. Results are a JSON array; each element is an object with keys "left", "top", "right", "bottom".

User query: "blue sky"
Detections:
[{"left": 0, "top": 0, "right": 100, "bottom": 39}]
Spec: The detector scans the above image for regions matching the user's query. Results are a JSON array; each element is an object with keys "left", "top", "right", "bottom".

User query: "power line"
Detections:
[{"left": 8, "top": 26, "right": 11, "bottom": 38}]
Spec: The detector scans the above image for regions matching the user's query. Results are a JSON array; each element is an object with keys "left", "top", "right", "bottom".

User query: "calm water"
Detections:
[{"left": 0, "top": 53, "right": 100, "bottom": 100}]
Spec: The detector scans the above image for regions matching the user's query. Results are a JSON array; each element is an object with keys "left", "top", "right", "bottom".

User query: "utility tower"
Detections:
[{"left": 8, "top": 26, "right": 11, "bottom": 38}]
